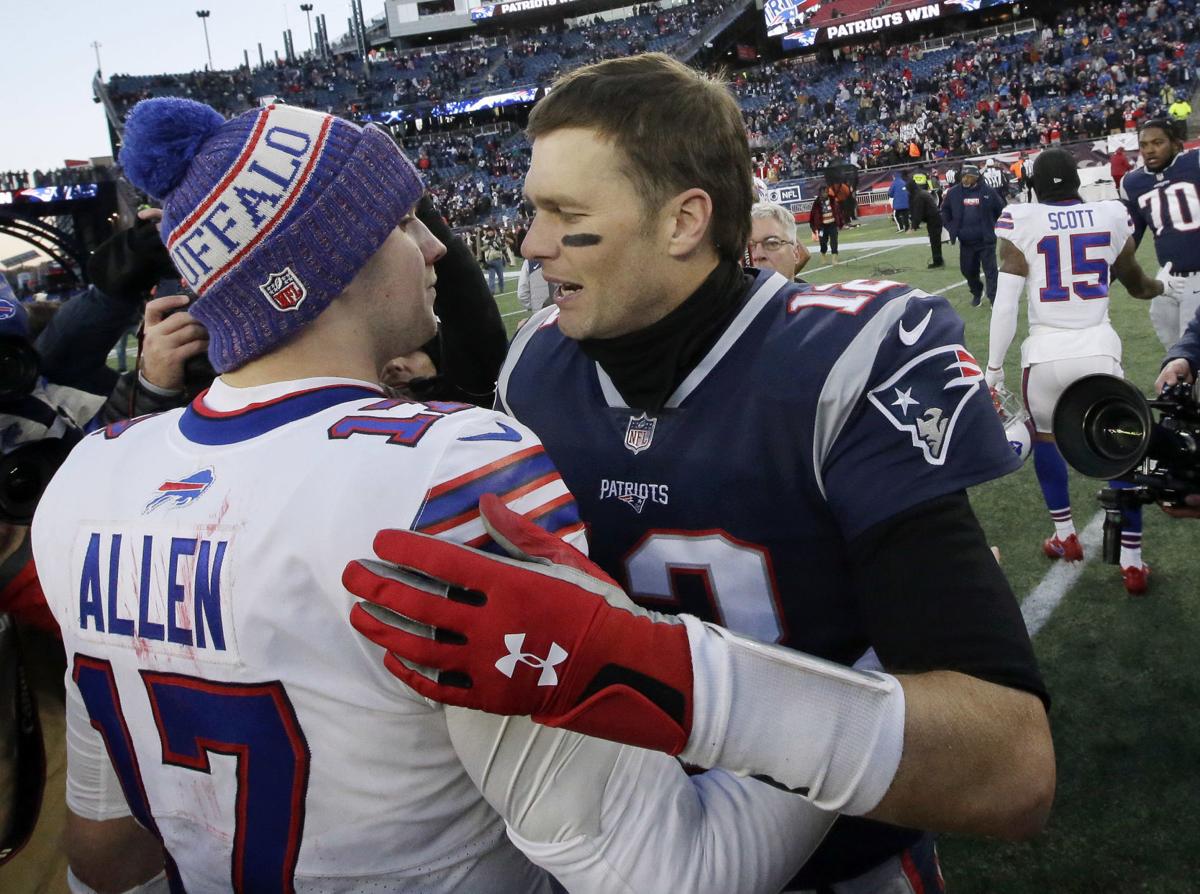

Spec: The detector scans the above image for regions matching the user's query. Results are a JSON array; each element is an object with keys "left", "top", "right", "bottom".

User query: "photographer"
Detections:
[
  {"left": 1154, "top": 307, "right": 1200, "bottom": 517},
  {"left": 100, "top": 289, "right": 210, "bottom": 418}
]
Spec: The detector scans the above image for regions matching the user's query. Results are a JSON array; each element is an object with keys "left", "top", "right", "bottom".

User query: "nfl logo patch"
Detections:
[
  {"left": 258, "top": 267, "right": 308, "bottom": 311},
  {"left": 624, "top": 412, "right": 657, "bottom": 455}
]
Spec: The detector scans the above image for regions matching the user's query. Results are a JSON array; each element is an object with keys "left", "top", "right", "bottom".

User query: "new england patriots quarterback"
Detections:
[
  {"left": 351, "top": 53, "right": 1055, "bottom": 894},
  {"left": 1120, "top": 118, "right": 1200, "bottom": 349}
]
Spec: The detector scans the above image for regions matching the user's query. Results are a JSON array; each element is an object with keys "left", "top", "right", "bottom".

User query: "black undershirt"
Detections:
[
  {"left": 578, "top": 259, "right": 752, "bottom": 412},
  {"left": 851, "top": 491, "right": 1048, "bottom": 708}
]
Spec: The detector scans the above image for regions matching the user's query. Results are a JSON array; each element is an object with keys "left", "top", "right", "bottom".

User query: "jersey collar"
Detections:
[
  {"left": 179, "top": 377, "right": 385, "bottom": 445},
  {"left": 594, "top": 270, "right": 788, "bottom": 409}
]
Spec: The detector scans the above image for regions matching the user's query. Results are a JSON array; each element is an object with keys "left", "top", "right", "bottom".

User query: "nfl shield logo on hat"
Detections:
[
  {"left": 624, "top": 412, "right": 657, "bottom": 455},
  {"left": 258, "top": 267, "right": 308, "bottom": 312}
]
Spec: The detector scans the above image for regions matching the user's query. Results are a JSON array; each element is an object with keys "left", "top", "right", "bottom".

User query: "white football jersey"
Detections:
[
  {"left": 34, "top": 376, "right": 834, "bottom": 893},
  {"left": 34, "top": 377, "right": 577, "bottom": 893},
  {"left": 995, "top": 200, "right": 1132, "bottom": 365}
]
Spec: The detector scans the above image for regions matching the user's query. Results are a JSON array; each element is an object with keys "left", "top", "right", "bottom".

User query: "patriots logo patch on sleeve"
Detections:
[{"left": 867, "top": 345, "right": 984, "bottom": 465}]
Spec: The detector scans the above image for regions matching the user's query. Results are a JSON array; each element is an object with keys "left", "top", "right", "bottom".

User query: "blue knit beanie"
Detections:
[{"left": 119, "top": 98, "right": 423, "bottom": 372}]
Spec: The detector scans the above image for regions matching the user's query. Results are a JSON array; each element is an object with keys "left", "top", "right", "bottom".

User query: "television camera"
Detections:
[{"left": 1053, "top": 374, "right": 1200, "bottom": 563}]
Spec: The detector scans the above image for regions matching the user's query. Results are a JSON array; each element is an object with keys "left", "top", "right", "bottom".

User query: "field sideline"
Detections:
[{"left": 494, "top": 213, "right": 1200, "bottom": 891}]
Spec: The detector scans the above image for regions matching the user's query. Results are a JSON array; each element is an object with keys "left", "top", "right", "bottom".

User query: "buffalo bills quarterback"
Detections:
[{"left": 31, "top": 98, "right": 836, "bottom": 894}]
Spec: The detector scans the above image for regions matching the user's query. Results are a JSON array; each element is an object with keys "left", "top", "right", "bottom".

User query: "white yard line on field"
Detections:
[
  {"left": 804, "top": 243, "right": 904, "bottom": 274},
  {"left": 1020, "top": 511, "right": 1105, "bottom": 637}
]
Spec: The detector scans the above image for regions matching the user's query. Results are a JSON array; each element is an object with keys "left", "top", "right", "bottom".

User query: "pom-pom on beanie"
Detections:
[{"left": 119, "top": 98, "right": 423, "bottom": 372}]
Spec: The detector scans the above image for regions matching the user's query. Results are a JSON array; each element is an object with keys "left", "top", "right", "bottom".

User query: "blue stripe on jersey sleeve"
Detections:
[
  {"left": 531, "top": 499, "right": 582, "bottom": 533},
  {"left": 414, "top": 450, "right": 558, "bottom": 532}
]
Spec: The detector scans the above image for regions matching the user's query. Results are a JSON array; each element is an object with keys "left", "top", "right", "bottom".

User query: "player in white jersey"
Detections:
[
  {"left": 984, "top": 149, "right": 1163, "bottom": 594},
  {"left": 31, "top": 98, "right": 832, "bottom": 893}
]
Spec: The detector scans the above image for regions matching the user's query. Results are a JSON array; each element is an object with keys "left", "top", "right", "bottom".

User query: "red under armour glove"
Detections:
[{"left": 345, "top": 494, "right": 694, "bottom": 754}]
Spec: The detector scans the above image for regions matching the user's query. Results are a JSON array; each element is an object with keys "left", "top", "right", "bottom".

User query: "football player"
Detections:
[
  {"left": 984, "top": 148, "right": 1163, "bottom": 594},
  {"left": 1120, "top": 118, "right": 1200, "bottom": 350},
  {"left": 32, "top": 98, "right": 835, "bottom": 894},
  {"left": 349, "top": 53, "right": 1054, "bottom": 894}
]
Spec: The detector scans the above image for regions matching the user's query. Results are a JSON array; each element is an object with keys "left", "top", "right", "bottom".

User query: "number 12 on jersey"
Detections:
[{"left": 1036, "top": 232, "right": 1111, "bottom": 302}]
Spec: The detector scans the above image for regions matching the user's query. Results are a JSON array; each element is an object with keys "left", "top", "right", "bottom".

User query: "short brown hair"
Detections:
[{"left": 527, "top": 53, "right": 753, "bottom": 262}]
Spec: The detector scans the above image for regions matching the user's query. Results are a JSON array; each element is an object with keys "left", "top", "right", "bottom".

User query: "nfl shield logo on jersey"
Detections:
[
  {"left": 258, "top": 267, "right": 308, "bottom": 311},
  {"left": 624, "top": 412, "right": 657, "bottom": 455},
  {"left": 867, "top": 345, "right": 984, "bottom": 465}
]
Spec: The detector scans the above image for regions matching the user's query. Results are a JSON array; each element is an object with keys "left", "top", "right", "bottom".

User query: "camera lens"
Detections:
[
  {"left": 0, "top": 339, "right": 40, "bottom": 397},
  {"left": 1085, "top": 398, "right": 1146, "bottom": 462},
  {"left": 0, "top": 438, "right": 75, "bottom": 524},
  {"left": 3, "top": 459, "right": 43, "bottom": 504}
]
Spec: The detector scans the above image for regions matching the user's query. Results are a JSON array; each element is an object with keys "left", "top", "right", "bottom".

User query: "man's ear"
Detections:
[{"left": 664, "top": 188, "right": 714, "bottom": 259}]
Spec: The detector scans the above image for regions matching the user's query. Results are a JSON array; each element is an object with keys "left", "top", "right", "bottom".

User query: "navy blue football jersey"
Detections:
[
  {"left": 499, "top": 270, "right": 1019, "bottom": 662},
  {"left": 499, "top": 270, "right": 1024, "bottom": 883},
  {"left": 1120, "top": 148, "right": 1200, "bottom": 272}
]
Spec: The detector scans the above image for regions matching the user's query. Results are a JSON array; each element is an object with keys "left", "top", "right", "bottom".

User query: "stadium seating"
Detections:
[{"left": 99, "top": 0, "right": 1200, "bottom": 228}]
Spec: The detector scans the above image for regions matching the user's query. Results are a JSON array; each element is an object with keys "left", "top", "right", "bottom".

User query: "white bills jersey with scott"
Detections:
[
  {"left": 32, "top": 377, "right": 585, "bottom": 893},
  {"left": 995, "top": 199, "right": 1133, "bottom": 366}
]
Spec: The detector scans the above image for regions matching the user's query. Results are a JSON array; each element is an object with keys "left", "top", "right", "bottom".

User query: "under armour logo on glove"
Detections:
[
  {"left": 345, "top": 493, "right": 696, "bottom": 755},
  {"left": 495, "top": 633, "right": 567, "bottom": 685}
]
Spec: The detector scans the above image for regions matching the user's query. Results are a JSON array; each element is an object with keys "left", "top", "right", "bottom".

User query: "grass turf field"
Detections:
[{"left": 492, "top": 214, "right": 1200, "bottom": 891}]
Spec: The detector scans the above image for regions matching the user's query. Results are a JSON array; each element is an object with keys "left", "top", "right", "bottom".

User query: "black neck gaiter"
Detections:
[{"left": 579, "top": 260, "right": 752, "bottom": 411}]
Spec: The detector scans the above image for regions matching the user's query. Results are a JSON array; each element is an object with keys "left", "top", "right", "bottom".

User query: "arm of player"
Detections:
[
  {"left": 62, "top": 679, "right": 166, "bottom": 893},
  {"left": 66, "top": 814, "right": 167, "bottom": 894},
  {"left": 348, "top": 496, "right": 903, "bottom": 813},
  {"left": 443, "top": 707, "right": 833, "bottom": 893},
  {"left": 847, "top": 492, "right": 1055, "bottom": 839},
  {"left": 1111, "top": 236, "right": 1164, "bottom": 300},
  {"left": 1117, "top": 179, "right": 1148, "bottom": 247},
  {"left": 985, "top": 239, "right": 1027, "bottom": 391},
  {"left": 939, "top": 197, "right": 956, "bottom": 242},
  {"left": 350, "top": 496, "right": 835, "bottom": 892},
  {"left": 346, "top": 498, "right": 1053, "bottom": 839}
]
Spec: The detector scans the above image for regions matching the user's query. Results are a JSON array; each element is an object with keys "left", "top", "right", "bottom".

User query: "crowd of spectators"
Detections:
[
  {"left": 740, "top": 0, "right": 1198, "bottom": 182},
  {"left": 97, "top": 0, "right": 1198, "bottom": 228},
  {"left": 496, "top": 0, "right": 723, "bottom": 84},
  {"left": 104, "top": 2, "right": 721, "bottom": 126},
  {"left": 407, "top": 128, "right": 528, "bottom": 228},
  {"left": 0, "top": 167, "right": 116, "bottom": 191}
]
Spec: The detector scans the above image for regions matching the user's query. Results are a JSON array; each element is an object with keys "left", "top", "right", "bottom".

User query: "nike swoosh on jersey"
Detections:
[
  {"left": 898, "top": 308, "right": 934, "bottom": 346},
  {"left": 458, "top": 422, "right": 523, "bottom": 442}
]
